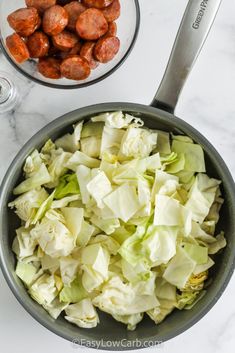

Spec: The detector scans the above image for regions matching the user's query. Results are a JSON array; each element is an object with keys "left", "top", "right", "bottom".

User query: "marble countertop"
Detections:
[{"left": 0, "top": 0, "right": 235, "bottom": 352}]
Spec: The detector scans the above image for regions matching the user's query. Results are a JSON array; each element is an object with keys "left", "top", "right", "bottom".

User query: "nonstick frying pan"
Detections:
[{"left": 0, "top": 0, "right": 235, "bottom": 350}]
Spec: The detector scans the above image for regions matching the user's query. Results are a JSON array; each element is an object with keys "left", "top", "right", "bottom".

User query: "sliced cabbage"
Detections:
[
  {"left": 12, "top": 227, "right": 37, "bottom": 259},
  {"left": 51, "top": 194, "right": 79, "bottom": 209},
  {"left": 147, "top": 298, "right": 176, "bottom": 324},
  {"left": 185, "top": 174, "right": 221, "bottom": 223},
  {"left": 176, "top": 290, "right": 206, "bottom": 310},
  {"left": 30, "top": 214, "right": 75, "bottom": 258},
  {"left": 29, "top": 274, "right": 58, "bottom": 305},
  {"left": 81, "top": 121, "right": 104, "bottom": 138},
  {"left": 15, "top": 261, "right": 38, "bottom": 286},
  {"left": 89, "top": 234, "right": 120, "bottom": 255},
  {"left": 76, "top": 165, "right": 92, "bottom": 204},
  {"left": 92, "top": 111, "right": 144, "bottom": 129},
  {"left": 118, "top": 225, "right": 146, "bottom": 267},
  {"left": 41, "top": 254, "right": 59, "bottom": 273},
  {"left": 87, "top": 171, "right": 112, "bottom": 208},
  {"left": 172, "top": 139, "right": 206, "bottom": 172},
  {"left": 193, "top": 257, "right": 214, "bottom": 275},
  {"left": 81, "top": 136, "right": 101, "bottom": 158},
  {"left": 154, "top": 195, "right": 192, "bottom": 235},
  {"left": 65, "top": 299, "right": 99, "bottom": 328},
  {"left": 54, "top": 173, "right": 80, "bottom": 199},
  {"left": 8, "top": 188, "right": 48, "bottom": 226},
  {"left": 191, "top": 221, "right": 217, "bottom": 243},
  {"left": 76, "top": 220, "right": 95, "bottom": 247},
  {"left": 45, "top": 148, "right": 72, "bottom": 188},
  {"left": 23, "top": 150, "right": 43, "bottom": 175},
  {"left": 66, "top": 151, "right": 100, "bottom": 171},
  {"left": 163, "top": 246, "right": 196, "bottom": 288},
  {"left": 90, "top": 215, "right": 120, "bottom": 235},
  {"left": 93, "top": 275, "right": 159, "bottom": 316},
  {"left": 55, "top": 121, "right": 83, "bottom": 153},
  {"left": 59, "top": 276, "right": 87, "bottom": 303},
  {"left": 120, "top": 126, "right": 158, "bottom": 158},
  {"left": 59, "top": 256, "right": 79, "bottom": 286},
  {"left": 100, "top": 126, "right": 125, "bottom": 156},
  {"left": 142, "top": 225, "right": 178, "bottom": 266},
  {"left": 151, "top": 170, "right": 179, "bottom": 202},
  {"left": 13, "top": 163, "right": 51, "bottom": 195},
  {"left": 183, "top": 243, "right": 208, "bottom": 265},
  {"left": 208, "top": 232, "right": 226, "bottom": 254},
  {"left": 121, "top": 258, "right": 151, "bottom": 282},
  {"left": 81, "top": 244, "right": 110, "bottom": 292},
  {"left": 104, "top": 183, "right": 142, "bottom": 222},
  {"left": 155, "top": 278, "right": 176, "bottom": 301},
  {"left": 61, "top": 207, "right": 84, "bottom": 238},
  {"left": 112, "top": 313, "right": 144, "bottom": 331},
  {"left": 43, "top": 298, "right": 69, "bottom": 319},
  {"left": 165, "top": 153, "right": 185, "bottom": 174},
  {"left": 32, "top": 191, "right": 55, "bottom": 225},
  {"left": 153, "top": 130, "right": 171, "bottom": 154}
]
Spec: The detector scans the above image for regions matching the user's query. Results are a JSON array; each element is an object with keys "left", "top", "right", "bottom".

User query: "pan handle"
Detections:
[{"left": 151, "top": 0, "right": 222, "bottom": 113}]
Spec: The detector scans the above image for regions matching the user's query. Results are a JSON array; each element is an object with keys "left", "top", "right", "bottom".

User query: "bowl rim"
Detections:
[
  {"left": 0, "top": 0, "right": 140, "bottom": 89},
  {"left": 0, "top": 102, "right": 235, "bottom": 350}
]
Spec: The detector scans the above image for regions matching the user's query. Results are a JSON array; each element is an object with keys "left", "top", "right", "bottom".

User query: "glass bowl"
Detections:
[{"left": 0, "top": 0, "right": 140, "bottom": 89}]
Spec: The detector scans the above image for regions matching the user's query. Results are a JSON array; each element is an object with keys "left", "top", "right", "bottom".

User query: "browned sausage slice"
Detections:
[
  {"left": 6, "top": 33, "right": 30, "bottom": 63},
  {"left": 64, "top": 1, "right": 87, "bottom": 32},
  {"left": 80, "top": 41, "right": 99, "bottom": 69},
  {"left": 94, "top": 36, "right": 120, "bottom": 63},
  {"left": 52, "top": 30, "right": 78, "bottom": 51},
  {"left": 76, "top": 8, "right": 108, "bottom": 40},
  {"left": 27, "top": 31, "right": 49, "bottom": 58},
  {"left": 69, "top": 41, "right": 82, "bottom": 55},
  {"left": 57, "top": 0, "right": 75, "bottom": 5},
  {"left": 60, "top": 56, "right": 91, "bottom": 80},
  {"left": 7, "top": 8, "right": 40, "bottom": 37},
  {"left": 106, "top": 21, "right": 117, "bottom": 36},
  {"left": 25, "top": 0, "right": 56, "bottom": 14},
  {"left": 58, "top": 41, "right": 83, "bottom": 60},
  {"left": 38, "top": 57, "right": 62, "bottom": 79},
  {"left": 42, "top": 5, "right": 68, "bottom": 36},
  {"left": 102, "top": 0, "right": 120, "bottom": 22},
  {"left": 83, "top": 0, "right": 113, "bottom": 9}
]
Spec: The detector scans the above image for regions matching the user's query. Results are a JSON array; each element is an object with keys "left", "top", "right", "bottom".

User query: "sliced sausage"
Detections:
[
  {"left": 7, "top": 8, "right": 40, "bottom": 37},
  {"left": 106, "top": 21, "right": 117, "bottom": 36},
  {"left": 42, "top": 5, "right": 68, "bottom": 36},
  {"left": 64, "top": 1, "right": 87, "bottom": 32},
  {"left": 60, "top": 56, "right": 91, "bottom": 80},
  {"left": 69, "top": 41, "right": 82, "bottom": 55},
  {"left": 35, "top": 16, "right": 42, "bottom": 30},
  {"left": 83, "top": 0, "right": 114, "bottom": 9},
  {"left": 102, "top": 0, "right": 120, "bottom": 22},
  {"left": 52, "top": 30, "right": 78, "bottom": 51},
  {"left": 58, "top": 41, "right": 82, "bottom": 60},
  {"left": 80, "top": 41, "right": 99, "bottom": 69},
  {"left": 76, "top": 8, "right": 108, "bottom": 40},
  {"left": 38, "top": 57, "right": 62, "bottom": 79},
  {"left": 48, "top": 44, "right": 61, "bottom": 57},
  {"left": 27, "top": 31, "right": 50, "bottom": 58},
  {"left": 6, "top": 33, "right": 30, "bottom": 63},
  {"left": 57, "top": 0, "right": 75, "bottom": 5},
  {"left": 94, "top": 36, "right": 120, "bottom": 63},
  {"left": 25, "top": 0, "right": 56, "bottom": 14}
]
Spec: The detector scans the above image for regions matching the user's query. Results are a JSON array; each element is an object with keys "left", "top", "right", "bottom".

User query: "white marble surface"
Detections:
[{"left": 0, "top": 0, "right": 235, "bottom": 352}]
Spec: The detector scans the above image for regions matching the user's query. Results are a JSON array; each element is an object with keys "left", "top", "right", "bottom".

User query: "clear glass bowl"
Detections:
[{"left": 0, "top": 0, "right": 140, "bottom": 89}]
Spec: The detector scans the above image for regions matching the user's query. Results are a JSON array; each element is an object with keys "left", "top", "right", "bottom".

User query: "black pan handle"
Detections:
[{"left": 151, "top": 0, "right": 222, "bottom": 114}]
